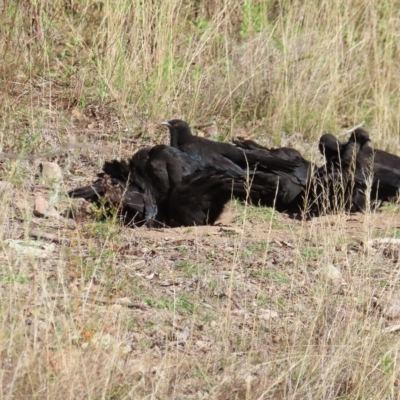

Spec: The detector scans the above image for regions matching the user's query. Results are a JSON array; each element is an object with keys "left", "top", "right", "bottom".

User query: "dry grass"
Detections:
[{"left": 2, "top": 0, "right": 400, "bottom": 399}]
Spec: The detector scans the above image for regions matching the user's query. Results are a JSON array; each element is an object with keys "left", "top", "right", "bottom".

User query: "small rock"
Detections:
[
  {"left": 6, "top": 239, "right": 55, "bottom": 259},
  {"left": 120, "top": 345, "right": 132, "bottom": 355},
  {"left": 258, "top": 309, "right": 279, "bottom": 320},
  {"left": 34, "top": 195, "right": 60, "bottom": 219},
  {"left": 231, "top": 309, "right": 248, "bottom": 316},
  {"left": 91, "top": 332, "right": 113, "bottom": 350},
  {"left": 71, "top": 107, "right": 85, "bottom": 121},
  {"left": 272, "top": 335, "right": 282, "bottom": 343},
  {"left": 132, "top": 332, "right": 142, "bottom": 342},
  {"left": 115, "top": 297, "right": 132, "bottom": 306},
  {"left": 322, "top": 264, "right": 342, "bottom": 281},
  {"left": 39, "top": 162, "right": 63, "bottom": 182},
  {"left": 219, "top": 226, "right": 241, "bottom": 235},
  {"left": 176, "top": 326, "right": 190, "bottom": 341},
  {"left": 196, "top": 340, "right": 207, "bottom": 349},
  {"left": 0, "top": 181, "right": 13, "bottom": 193},
  {"left": 383, "top": 294, "right": 400, "bottom": 319}
]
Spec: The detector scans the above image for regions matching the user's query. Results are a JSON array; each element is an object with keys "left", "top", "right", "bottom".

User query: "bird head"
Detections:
[
  {"left": 318, "top": 133, "right": 342, "bottom": 159},
  {"left": 159, "top": 119, "right": 192, "bottom": 147},
  {"left": 160, "top": 119, "right": 190, "bottom": 130},
  {"left": 348, "top": 128, "right": 370, "bottom": 146}
]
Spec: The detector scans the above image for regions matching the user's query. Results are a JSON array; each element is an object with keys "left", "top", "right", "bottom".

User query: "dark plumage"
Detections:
[
  {"left": 233, "top": 136, "right": 313, "bottom": 211},
  {"left": 248, "top": 157, "right": 312, "bottom": 212},
  {"left": 167, "top": 169, "right": 251, "bottom": 227},
  {"left": 68, "top": 144, "right": 248, "bottom": 227},
  {"left": 318, "top": 129, "right": 400, "bottom": 210},
  {"left": 160, "top": 119, "right": 302, "bottom": 176},
  {"left": 145, "top": 145, "right": 196, "bottom": 193},
  {"left": 68, "top": 153, "right": 158, "bottom": 225},
  {"left": 71, "top": 120, "right": 400, "bottom": 224},
  {"left": 348, "top": 128, "right": 400, "bottom": 172},
  {"left": 318, "top": 133, "right": 345, "bottom": 167},
  {"left": 316, "top": 133, "right": 371, "bottom": 212},
  {"left": 161, "top": 119, "right": 318, "bottom": 212},
  {"left": 160, "top": 120, "right": 247, "bottom": 177},
  {"left": 320, "top": 128, "right": 400, "bottom": 173},
  {"left": 233, "top": 138, "right": 304, "bottom": 161}
]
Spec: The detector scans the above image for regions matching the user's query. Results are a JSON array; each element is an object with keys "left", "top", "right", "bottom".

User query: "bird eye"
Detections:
[{"left": 173, "top": 123, "right": 179, "bottom": 127}]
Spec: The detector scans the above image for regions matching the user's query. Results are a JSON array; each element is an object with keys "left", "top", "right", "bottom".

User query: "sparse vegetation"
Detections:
[{"left": 2, "top": 0, "right": 400, "bottom": 399}]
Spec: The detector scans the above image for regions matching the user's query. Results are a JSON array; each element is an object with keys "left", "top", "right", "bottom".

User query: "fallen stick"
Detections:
[
  {"left": 29, "top": 229, "right": 70, "bottom": 245},
  {"left": 382, "top": 324, "right": 400, "bottom": 334},
  {"left": 45, "top": 293, "right": 147, "bottom": 310},
  {"left": 192, "top": 121, "right": 216, "bottom": 129},
  {"left": 337, "top": 121, "right": 365, "bottom": 138},
  {"left": 366, "top": 238, "right": 400, "bottom": 247}
]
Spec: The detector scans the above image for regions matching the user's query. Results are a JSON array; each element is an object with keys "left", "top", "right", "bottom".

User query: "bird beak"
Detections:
[{"left": 159, "top": 121, "right": 171, "bottom": 128}]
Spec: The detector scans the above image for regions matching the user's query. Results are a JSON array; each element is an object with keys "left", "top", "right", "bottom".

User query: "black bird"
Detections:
[
  {"left": 350, "top": 132, "right": 400, "bottom": 203},
  {"left": 318, "top": 130, "right": 400, "bottom": 210},
  {"left": 249, "top": 158, "right": 313, "bottom": 213},
  {"left": 317, "top": 133, "right": 371, "bottom": 212},
  {"left": 68, "top": 145, "right": 196, "bottom": 226},
  {"left": 160, "top": 119, "right": 318, "bottom": 211},
  {"left": 141, "top": 144, "right": 261, "bottom": 225},
  {"left": 348, "top": 128, "right": 400, "bottom": 172},
  {"left": 320, "top": 129, "right": 400, "bottom": 173},
  {"left": 160, "top": 119, "right": 299, "bottom": 176},
  {"left": 68, "top": 144, "right": 252, "bottom": 227}
]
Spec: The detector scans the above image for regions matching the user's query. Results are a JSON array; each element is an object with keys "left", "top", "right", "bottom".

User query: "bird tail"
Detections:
[
  {"left": 69, "top": 159, "right": 132, "bottom": 200},
  {"left": 241, "top": 151, "right": 302, "bottom": 174},
  {"left": 233, "top": 138, "right": 270, "bottom": 152},
  {"left": 68, "top": 180, "right": 104, "bottom": 200}
]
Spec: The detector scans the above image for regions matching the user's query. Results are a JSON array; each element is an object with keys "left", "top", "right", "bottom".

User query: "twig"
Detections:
[
  {"left": 192, "top": 121, "right": 216, "bottom": 129},
  {"left": 382, "top": 324, "right": 400, "bottom": 334},
  {"left": 29, "top": 229, "right": 70, "bottom": 245},
  {"left": 230, "top": 294, "right": 243, "bottom": 310},
  {"left": 85, "top": 131, "right": 140, "bottom": 143},
  {"left": 45, "top": 293, "right": 147, "bottom": 310},
  {"left": 30, "top": 0, "right": 42, "bottom": 42},
  {"left": 366, "top": 238, "right": 400, "bottom": 247},
  {"left": 337, "top": 122, "right": 365, "bottom": 138}
]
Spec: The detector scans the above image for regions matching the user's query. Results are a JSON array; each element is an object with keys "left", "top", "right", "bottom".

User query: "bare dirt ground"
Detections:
[
  {"left": 2, "top": 145, "right": 400, "bottom": 398},
  {"left": 1, "top": 87, "right": 400, "bottom": 399}
]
